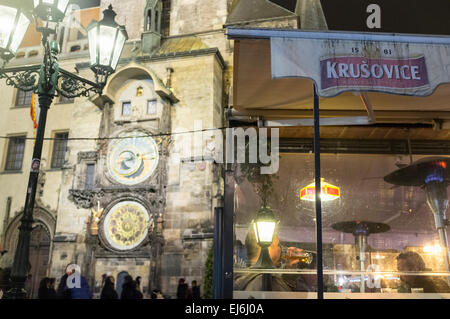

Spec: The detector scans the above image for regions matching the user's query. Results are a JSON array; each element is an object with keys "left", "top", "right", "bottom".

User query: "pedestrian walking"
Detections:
[
  {"left": 57, "top": 264, "right": 93, "bottom": 299},
  {"left": 120, "top": 275, "right": 143, "bottom": 299},
  {"left": 100, "top": 276, "right": 118, "bottom": 299},
  {"left": 136, "top": 276, "right": 142, "bottom": 292},
  {"left": 176, "top": 278, "right": 189, "bottom": 299},
  {"left": 38, "top": 277, "right": 51, "bottom": 299},
  {"left": 191, "top": 280, "right": 201, "bottom": 299}
]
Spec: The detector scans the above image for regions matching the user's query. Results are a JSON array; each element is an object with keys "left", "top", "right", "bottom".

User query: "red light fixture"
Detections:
[{"left": 300, "top": 178, "right": 340, "bottom": 201}]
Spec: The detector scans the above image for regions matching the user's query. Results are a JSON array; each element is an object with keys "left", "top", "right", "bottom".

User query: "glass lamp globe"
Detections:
[
  {"left": 33, "top": 0, "right": 69, "bottom": 22},
  {"left": 0, "top": 3, "right": 31, "bottom": 59},
  {"left": 86, "top": 5, "right": 128, "bottom": 75},
  {"left": 252, "top": 206, "right": 278, "bottom": 269}
]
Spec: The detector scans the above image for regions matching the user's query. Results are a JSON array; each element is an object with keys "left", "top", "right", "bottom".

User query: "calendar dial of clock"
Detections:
[
  {"left": 103, "top": 201, "right": 150, "bottom": 251},
  {"left": 107, "top": 131, "right": 159, "bottom": 185}
]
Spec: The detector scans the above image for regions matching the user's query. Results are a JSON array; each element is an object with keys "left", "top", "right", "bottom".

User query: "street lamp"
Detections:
[
  {"left": 33, "top": 0, "right": 69, "bottom": 22},
  {"left": 252, "top": 206, "right": 278, "bottom": 269},
  {"left": 0, "top": 2, "right": 127, "bottom": 299},
  {"left": 86, "top": 5, "right": 128, "bottom": 75},
  {"left": 0, "top": 2, "right": 31, "bottom": 61}
]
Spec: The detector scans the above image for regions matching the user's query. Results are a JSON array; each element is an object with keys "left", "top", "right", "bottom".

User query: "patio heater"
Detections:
[
  {"left": 331, "top": 221, "right": 390, "bottom": 292},
  {"left": 384, "top": 157, "right": 450, "bottom": 275}
]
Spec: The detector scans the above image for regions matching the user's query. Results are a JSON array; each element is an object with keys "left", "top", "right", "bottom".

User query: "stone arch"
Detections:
[
  {"left": 101, "top": 63, "right": 178, "bottom": 105},
  {"left": 1, "top": 206, "right": 56, "bottom": 269}
]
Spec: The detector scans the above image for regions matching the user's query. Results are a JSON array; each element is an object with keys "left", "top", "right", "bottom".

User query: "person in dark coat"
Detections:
[
  {"left": 57, "top": 272, "right": 71, "bottom": 299},
  {"left": 38, "top": 277, "right": 51, "bottom": 299},
  {"left": 57, "top": 264, "right": 93, "bottom": 299},
  {"left": 191, "top": 280, "right": 201, "bottom": 299},
  {"left": 135, "top": 276, "right": 142, "bottom": 292},
  {"left": 101, "top": 276, "right": 118, "bottom": 299},
  {"left": 47, "top": 278, "right": 57, "bottom": 299},
  {"left": 397, "top": 251, "right": 450, "bottom": 293},
  {"left": 120, "top": 275, "right": 143, "bottom": 299},
  {"left": 176, "top": 278, "right": 188, "bottom": 299}
]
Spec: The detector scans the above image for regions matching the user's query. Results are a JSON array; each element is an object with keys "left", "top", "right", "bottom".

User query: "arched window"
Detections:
[
  {"left": 161, "top": 0, "right": 171, "bottom": 37},
  {"left": 147, "top": 9, "right": 152, "bottom": 31}
]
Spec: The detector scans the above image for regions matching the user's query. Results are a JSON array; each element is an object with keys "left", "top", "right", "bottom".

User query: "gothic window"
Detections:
[
  {"left": 147, "top": 99, "right": 157, "bottom": 114},
  {"left": 51, "top": 132, "right": 69, "bottom": 169},
  {"left": 155, "top": 10, "right": 159, "bottom": 32},
  {"left": 4, "top": 136, "right": 26, "bottom": 171},
  {"left": 122, "top": 101, "right": 131, "bottom": 116},
  {"left": 85, "top": 163, "right": 95, "bottom": 189},
  {"left": 15, "top": 89, "right": 33, "bottom": 107},
  {"left": 161, "top": 0, "right": 171, "bottom": 37},
  {"left": 147, "top": 9, "right": 152, "bottom": 31}
]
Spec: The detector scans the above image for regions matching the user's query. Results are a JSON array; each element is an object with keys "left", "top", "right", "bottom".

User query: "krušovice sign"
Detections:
[
  {"left": 321, "top": 56, "right": 428, "bottom": 91},
  {"left": 271, "top": 36, "right": 450, "bottom": 97}
]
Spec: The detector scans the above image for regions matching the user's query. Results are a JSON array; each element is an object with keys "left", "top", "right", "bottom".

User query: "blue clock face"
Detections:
[{"left": 107, "top": 131, "right": 159, "bottom": 185}]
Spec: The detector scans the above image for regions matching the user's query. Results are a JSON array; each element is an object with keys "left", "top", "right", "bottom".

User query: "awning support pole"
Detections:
[{"left": 313, "top": 84, "right": 324, "bottom": 299}]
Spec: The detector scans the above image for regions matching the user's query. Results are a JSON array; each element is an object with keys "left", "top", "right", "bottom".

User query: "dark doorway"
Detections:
[{"left": 28, "top": 225, "right": 51, "bottom": 299}]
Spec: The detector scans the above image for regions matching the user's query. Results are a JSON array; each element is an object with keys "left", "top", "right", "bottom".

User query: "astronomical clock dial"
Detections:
[
  {"left": 103, "top": 201, "right": 150, "bottom": 251},
  {"left": 107, "top": 131, "right": 159, "bottom": 185}
]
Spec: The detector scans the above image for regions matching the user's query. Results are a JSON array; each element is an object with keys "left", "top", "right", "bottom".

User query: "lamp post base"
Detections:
[{"left": 251, "top": 246, "right": 274, "bottom": 269}]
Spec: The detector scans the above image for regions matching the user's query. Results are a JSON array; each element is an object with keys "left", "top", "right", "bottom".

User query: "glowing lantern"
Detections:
[{"left": 300, "top": 178, "right": 340, "bottom": 201}]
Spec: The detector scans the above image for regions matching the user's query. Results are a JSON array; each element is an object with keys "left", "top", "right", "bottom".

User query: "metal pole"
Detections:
[
  {"left": 313, "top": 84, "right": 324, "bottom": 299},
  {"left": 437, "top": 227, "right": 450, "bottom": 283},
  {"left": 7, "top": 93, "right": 53, "bottom": 299},
  {"left": 213, "top": 207, "right": 223, "bottom": 298},
  {"left": 223, "top": 170, "right": 235, "bottom": 299},
  {"left": 355, "top": 234, "right": 367, "bottom": 293}
]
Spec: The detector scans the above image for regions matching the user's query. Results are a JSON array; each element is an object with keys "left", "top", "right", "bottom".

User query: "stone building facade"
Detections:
[{"left": 0, "top": 0, "right": 305, "bottom": 298}]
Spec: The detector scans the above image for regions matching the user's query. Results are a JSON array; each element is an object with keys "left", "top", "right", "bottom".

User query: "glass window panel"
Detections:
[
  {"left": 85, "top": 163, "right": 95, "bottom": 189},
  {"left": 88, "top": 27, "right": 97, "bottom": 65},
  {"left": 233, "top": 153, "right": 450, "bottom": 298},
  {"left": 111, "top": 31, "right": 125, "bottom": 70},
  {"left": 161, "top": 0, "right": 171, "bottom": 37},
  {"left": 15, "top": 89, "right": 33, "bottom": 107},
  {"left": 5, "top": 136, "right": 26, "bottom": 171},
  {"left": 51, "top": 132, "right": 68, "bottom": 168},
  {"left": 9, "top": 13, "right": 30, "bottom": 53},
  {"left": 122, "top": 101, "right": 131, "bottom": 116},
  {"left": 0, "top": 6, "right": 17, "bottom": 50},
  {"left": 99, "top": 25, "right": 116, "bottom": 67},
  {"left": 57, "top": 0, "right": 69, "bottom": 12},
  {"left": 147, "top": 99, "right": 157, "bottom": 114}
]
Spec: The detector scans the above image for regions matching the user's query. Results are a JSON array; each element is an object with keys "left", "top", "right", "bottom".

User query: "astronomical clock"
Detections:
[
  {"left": 101, "top": 200, "right": 151, "bottom": 251},
  {"left": 106, "top": 131, "right": 159, "bottom": 185}
]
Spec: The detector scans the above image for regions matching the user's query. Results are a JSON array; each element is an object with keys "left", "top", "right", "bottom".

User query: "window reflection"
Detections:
[{"left": 233, "top": 154, "right": 450, "bottom": 298}]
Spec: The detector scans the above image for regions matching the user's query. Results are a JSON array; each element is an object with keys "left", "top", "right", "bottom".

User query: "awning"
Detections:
[{"left": 228, "top": 28, "right": 450, "bottom": 125}]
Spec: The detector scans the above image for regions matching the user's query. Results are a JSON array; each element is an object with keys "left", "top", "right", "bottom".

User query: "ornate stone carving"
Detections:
[
  {"left": 77, "top": 151, "right": 98, "bottom": 164},
  {"left": 87, "top": 204, "right": 104, "bottom": 235},
  {"left": 68, "top": 189, "right": 95, "bottom": 209}
]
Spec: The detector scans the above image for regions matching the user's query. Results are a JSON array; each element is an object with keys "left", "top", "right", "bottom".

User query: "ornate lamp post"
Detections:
[
  {"left": 252, "top": 206, "right": 278, "bottom": 269},
  {"left": 0, "top": 1, "right": 127, "bottom": 299}
]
